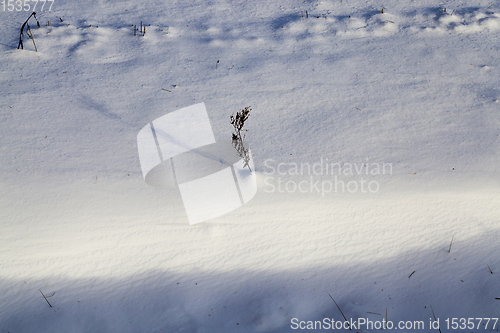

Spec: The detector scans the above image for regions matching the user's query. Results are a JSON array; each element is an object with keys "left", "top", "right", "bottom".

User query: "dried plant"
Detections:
[
  {"left": 230, "top": 106, "right": 252, "bottom": 172},
  {"left": 18, "top": 12, "right": 40, "bottom": 51}
]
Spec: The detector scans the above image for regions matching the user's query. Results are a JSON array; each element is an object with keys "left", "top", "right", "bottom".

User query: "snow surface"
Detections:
[{"left": 1, "top": 0, "right": 499, "bottom": 332}]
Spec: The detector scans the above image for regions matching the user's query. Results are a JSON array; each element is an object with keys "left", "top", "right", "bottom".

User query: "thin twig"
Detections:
[
  {"left": 39, "top": 289, "right": 52, "bottom": 307},
  {"left": 487, "top": 265, "right": 493, "bottom": 274},
  {"left": 430, "top": 305, "right": 442, "bottom": 333},
  {"left": 448, "top": 235, "right": 455, "bottom": 253},
  {"left": 328, "top": 293, "right": 351, "bottom": 330},
  {"left": 27, "top": 23, "right": 37, "bottom": 52},
  {"left": 409, "top": 270, "right": 416, "bottom": 278}
]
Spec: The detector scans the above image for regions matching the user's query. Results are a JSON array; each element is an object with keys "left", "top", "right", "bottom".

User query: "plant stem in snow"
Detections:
[
  {"left": 430, "top": 305, "right": 442, "bottom": 333},
  {"left": 39, "top": 289, "right": 52, "bottom": 307},
  {"left": 328, "top": 293, "right": 351, "bottom": 330},
  {"left": 448, "top": 235, "right": 454, "bottom": 253},
  {"left": 18, "top": 12, "right": 39, "bottom": 50}
]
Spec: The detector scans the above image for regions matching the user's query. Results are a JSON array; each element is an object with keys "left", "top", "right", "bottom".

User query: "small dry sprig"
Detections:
[
  {"left": 328, "top": 293, "right": 351, "bottom": 330},
  {"left": 134, "top": 21, "right": 146, "bottom": 36},
  {"left": 430, "top": 305, "right": 442, "bottom": 333},
  {"left": 448, "top": 234, "right": 455, "bottom": 253},
  {"left": 39, "top": 289, "right": 54, "bottom": 307},
  {"left": 230, "top": 106, "right": 252, "bottom": 172},
  {"left": 18, "top": 12, "right": 40, "bottom": 51}
]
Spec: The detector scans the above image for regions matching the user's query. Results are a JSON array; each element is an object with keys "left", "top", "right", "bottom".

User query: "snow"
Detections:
[{"left": 1, "top": 0, "right": 499, "bottom": 332}]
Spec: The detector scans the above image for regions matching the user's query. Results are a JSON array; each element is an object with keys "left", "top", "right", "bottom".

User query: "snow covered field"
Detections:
[{"left": 1, "top": 0, "right": 499, "bottom": 332}]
